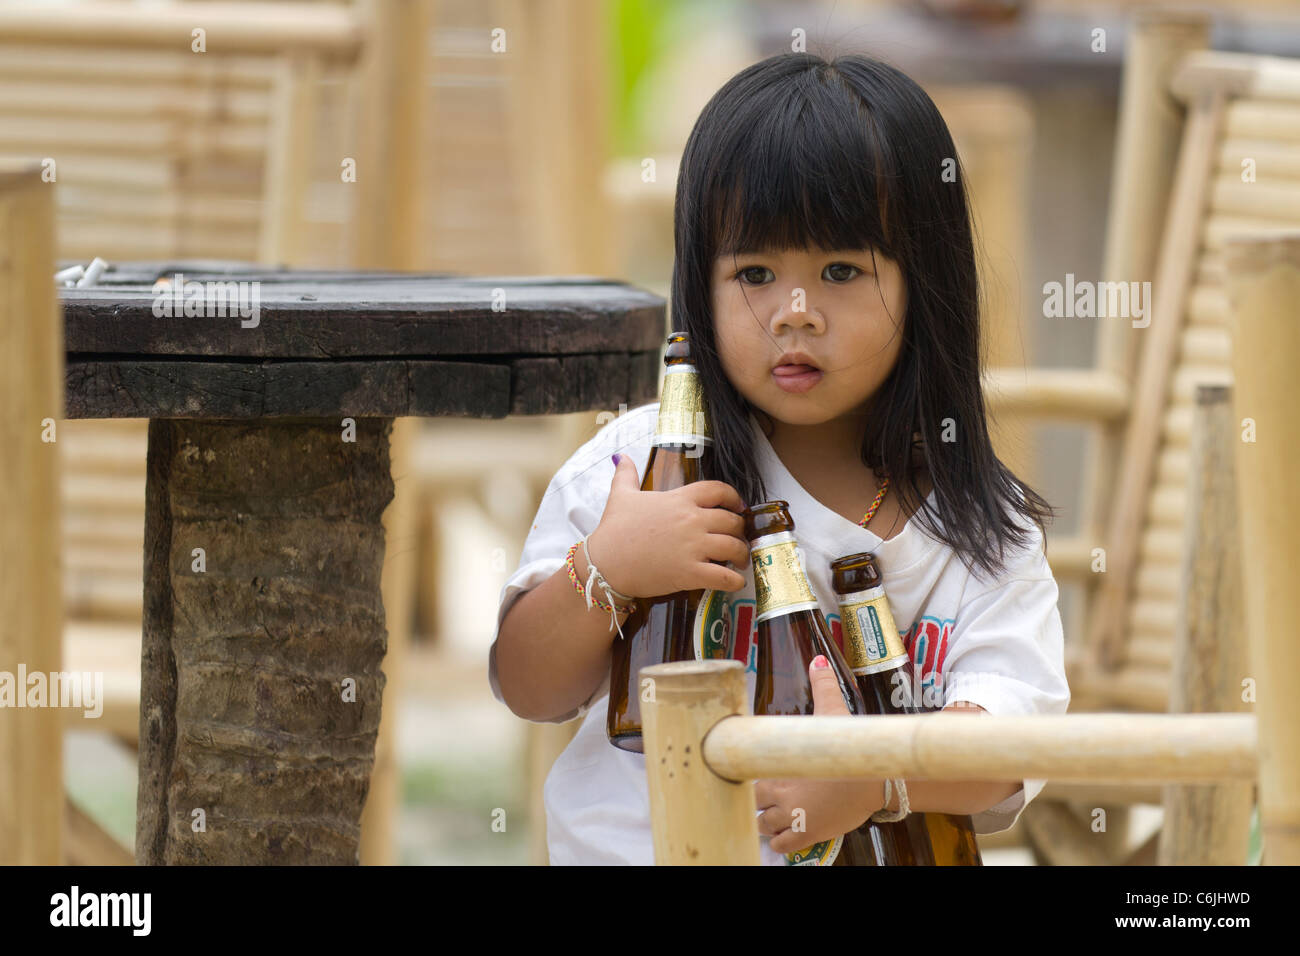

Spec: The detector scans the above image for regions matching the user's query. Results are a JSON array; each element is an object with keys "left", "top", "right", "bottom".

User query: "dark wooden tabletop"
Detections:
[{"left": 62, "top": 262, "right": 666, "bottom": 420}]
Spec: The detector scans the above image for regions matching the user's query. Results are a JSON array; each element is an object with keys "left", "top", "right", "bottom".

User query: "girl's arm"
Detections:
[
  {"left": 877, "top": 702, "right": 1021, "bottom": 815},
  {"left": 495, "top": 535, "right": 631, "bottom": 723}
]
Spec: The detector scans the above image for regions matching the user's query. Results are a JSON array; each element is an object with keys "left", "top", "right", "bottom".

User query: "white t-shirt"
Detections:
[{"left": 488, "top": 401, "right": 1071, "bottom": 865}]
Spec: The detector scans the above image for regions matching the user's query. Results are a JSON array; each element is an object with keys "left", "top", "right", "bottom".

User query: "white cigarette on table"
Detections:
[
  {"left": 54, "top": 264, "right": 85, "bottom": 285},
  {"left": 75, "top": 257, "right": 108, "bottom": 287}
]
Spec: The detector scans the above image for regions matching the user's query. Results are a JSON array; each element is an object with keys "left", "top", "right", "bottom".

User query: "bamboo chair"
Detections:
[{"left": 1000, "top": 23, "right": 1300, "bottom": 861}]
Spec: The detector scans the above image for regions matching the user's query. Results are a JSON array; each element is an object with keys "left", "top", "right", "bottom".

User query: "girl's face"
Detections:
[{"left": 710, "top": 246, "right": 907, "bottom": 430}]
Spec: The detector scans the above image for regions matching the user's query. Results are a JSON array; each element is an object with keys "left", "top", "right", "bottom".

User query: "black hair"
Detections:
[{"left": 667, "top": 50, "right": 1056, "bottom": 580}]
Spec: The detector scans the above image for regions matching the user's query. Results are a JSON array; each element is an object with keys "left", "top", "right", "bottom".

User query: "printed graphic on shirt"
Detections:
[{"left": 900, "top": 615, "right": 956, "bottom": 710}]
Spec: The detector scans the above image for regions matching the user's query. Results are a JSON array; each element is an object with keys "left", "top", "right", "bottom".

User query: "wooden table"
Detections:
[{"left": 61, "top": 262, "right": 664, "bottom": 864}]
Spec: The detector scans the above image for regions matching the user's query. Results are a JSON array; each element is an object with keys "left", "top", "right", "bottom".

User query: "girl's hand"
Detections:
[
  {"left": 585, "top": 452, "right": 750, "bottom": 599},
  {"left": 755, "top": 656, "right": 887, "bottom": 854}
]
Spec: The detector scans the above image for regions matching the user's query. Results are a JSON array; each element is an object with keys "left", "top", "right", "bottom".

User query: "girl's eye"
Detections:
[
  {"left": 733, "top": 263, "right": 865, "bottom": 285},
  {"left": 735, "top": 266, "right": 772, "bottom": 285}
]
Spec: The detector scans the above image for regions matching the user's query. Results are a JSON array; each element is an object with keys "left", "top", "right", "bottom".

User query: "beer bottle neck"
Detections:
[
  {"left": 836, "top": 583, "right": 910, "bottom": 675},
  {"left": 750, "top": 530, "right": 819, "bottom": 624},
  {"left": 654, "top": 364, "right": 712, "bottom": 448}
]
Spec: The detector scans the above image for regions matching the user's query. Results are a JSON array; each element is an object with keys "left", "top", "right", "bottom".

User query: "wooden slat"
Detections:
[
  {"left": 1132, "top": 597, "right": 1178, "bottom": 634},
  {"left": 1127, "top": 635, "right": 1174, "bottom": 668},
  {"left": 0, "top": 2, "right": 363, "bottom": 59},
  {"left": 58, "top": 227, "right": 260, "bottom": 262},
  {"left": 1184, "top": 282, "right": 1228, "bottom": 326},
  {"left": 1203, "top": 215, "right": 1299, "bottom": 251},
  {"left": 1138, "top": 527, "right": 1183, "bottom": 565},
  {"left": 63, "top": 513, "right": 145, "bottom": 548},
  {"left": 0, "top": 116, "right": 267, "bottom": 160},
  {"left": 61, "top": 474, "right": 146, "bottom": 512},
  {"left": 982, "top": 367, "right": 1129, "bottom": 422},
  {"left": 0, "top": 44, "right": 279, "bottom": 86},
  {"left": 1180, "top": 325, "right": 1231, "bottom": 363},
  {"left": 1217, "top": 139, "right": 1300, "bottom": 181},
  {"left": 1223, "top": 99, "right": 1300, "bottom": 142},
  {"left": 62, "top": 622, "right": 142, "bottom": 746},
  {"left": 1135, "top": 561, "right": 1180, "bottom": 600},
  {"left": 1208, "top": 174, "right": 1300, "bottom": 220},
  {"left": 58, "top": 189, "right": 264, "bottom": 229},
  {"left": 0, "top": 82, "right": 271, "bottom": 121},
  {"left": 1163, "top": 403, "right": 1194, "bottom": 447},
  {"left": 64, "top": 576, "right": 142, "bottom": 623},
  {"left": 1150, "top": 486, "right": 1189, "bottom": 528},
  {"left": 1155, "top": 445, "right": 1190, "bottom": 485}
]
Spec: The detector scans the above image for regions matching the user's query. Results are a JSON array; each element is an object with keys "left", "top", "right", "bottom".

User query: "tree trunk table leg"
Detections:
[{"left": 136, "top": 417, "right": 394, "bottom": 865}]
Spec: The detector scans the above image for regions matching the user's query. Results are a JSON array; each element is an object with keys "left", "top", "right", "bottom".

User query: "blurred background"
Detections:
[{"left": 9, "top": 0, "right": 1294, "bottom": 865}]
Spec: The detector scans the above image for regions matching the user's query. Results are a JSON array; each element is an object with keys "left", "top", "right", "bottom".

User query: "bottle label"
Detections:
[
  {"left": 785, "top": 835, "right": 842, "bottom": 866},
  {"left": 837, "top": 585, "right": 909, "bottom": 675},
  {"left": 654, "top": 364, "right": 712, "bottom": 447},
  {"left": 750, "top": 532, "right": 819, "bottom": 624},
  {"left": 693, "top": 589, "right": 732, "bottom": 661}
]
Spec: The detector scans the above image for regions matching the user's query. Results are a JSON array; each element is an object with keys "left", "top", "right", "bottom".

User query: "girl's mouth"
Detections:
[{"left": 772, "top": 364, "right": 823, "bottom": 393}]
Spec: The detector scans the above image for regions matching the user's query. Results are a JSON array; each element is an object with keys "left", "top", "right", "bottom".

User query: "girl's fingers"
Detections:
[
  {"left": 687, "top": 480, "right": 747, "bottom": 515},
  {"left": 702, "top": 532, "right": 750, "bottom": 569},
  {"left": 700, "top": 505, "right": 747, "bottom": 539},
  {"left": 695, "top": 560, "right": 746, "bottom": 592}
]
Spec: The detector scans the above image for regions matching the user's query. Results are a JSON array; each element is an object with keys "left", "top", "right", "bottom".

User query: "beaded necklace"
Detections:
[{"left": 858, "top": 475, "right": 889, "bottom": 529}]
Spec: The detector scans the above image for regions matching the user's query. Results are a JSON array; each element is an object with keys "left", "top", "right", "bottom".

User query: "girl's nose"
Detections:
[{"left": 770, "top": 294, "right": 826, "bottom": 336}]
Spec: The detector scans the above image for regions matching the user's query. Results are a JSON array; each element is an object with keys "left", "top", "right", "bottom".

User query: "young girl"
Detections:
[{"left": 490, "top": 51, "right": 1070, "bottom": 865}]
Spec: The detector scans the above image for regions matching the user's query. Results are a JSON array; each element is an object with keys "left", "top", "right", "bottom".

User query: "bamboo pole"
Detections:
[
  {"left": 1081, "top": 10, "right": 1209, "bottom": 679},
  {"left": 1159, "top": 385, "right": 1253, "bottom": 865},
  {"left": 981, "top": 368, "right": 1130, "bottom": 423},
  {"left": 0, "top": 2, "right": 362, "bottom": 59},
  {"left": 1087, "top": 86, "right": 1226, "bottom": 672},
  {"left": 354, "top": 0, "right": 431, "bottom": 270},
  {"left": 641, "top": 661, "right": 759, "bottom": 866},
  {"left": 500, "top": 0, "right": 616, "bottom": 277},
  {"left": 260, "top": 53, "right": 320, "bottom": 266},
  {"left": 703, "top": 712, "right": 1256, "bottom": 784},
  {"left": 0, "top": 163, "right": 63, "bottom": 865},
  {"left": 1224, "top": 231, "right": 1300, "bottom": 865}
]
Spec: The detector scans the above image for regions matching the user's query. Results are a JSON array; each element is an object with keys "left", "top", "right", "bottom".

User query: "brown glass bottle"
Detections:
[
  {"left": 830, "top": 552, "right": 984, "bottom": 866},
  {"left": 744, "top": 501, "right": 933, "bottom": 866},
  {"left": 606, "top": 332, "right": 727, "bottom": 752}
]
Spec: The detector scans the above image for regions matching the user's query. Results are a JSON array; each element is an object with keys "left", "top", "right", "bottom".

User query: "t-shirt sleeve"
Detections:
[
  {"left": 487, "top": 410, "right": 655, "bottom": 724},
  {"left": 939, "top": 519, "right": 1071, "bottom": 835}
]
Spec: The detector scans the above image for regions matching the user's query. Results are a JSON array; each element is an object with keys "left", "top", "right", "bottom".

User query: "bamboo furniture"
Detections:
[
  {"left": 0, "top": 163, "right": 63, "bottom": 865},
  {"left": 640, "top": 660, "right": 1262, "bottom": 866}
]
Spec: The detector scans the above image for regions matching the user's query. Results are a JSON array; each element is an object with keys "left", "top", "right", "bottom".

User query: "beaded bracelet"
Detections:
[
  {"left": 871, "top": 777, "right": 910, "bottom": 822},
  {"left": 565, "top": 538, "right": 636, "bottom": 638}
]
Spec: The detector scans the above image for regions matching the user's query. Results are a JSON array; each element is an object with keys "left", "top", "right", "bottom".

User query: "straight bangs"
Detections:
[{"left": 704, "top": 67, "right": 899, "bottom": 265}]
